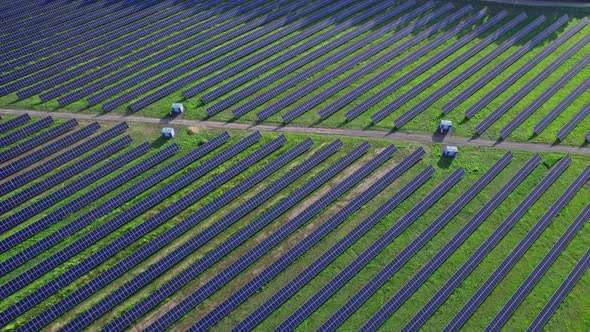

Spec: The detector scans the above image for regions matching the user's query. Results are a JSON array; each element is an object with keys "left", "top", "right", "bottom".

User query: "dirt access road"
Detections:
[{"left": 1, "top": 108, "right": 589, "bottom": 156}]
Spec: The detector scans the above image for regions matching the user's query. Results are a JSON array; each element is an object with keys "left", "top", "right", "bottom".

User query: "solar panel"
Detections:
[
  {"left": 392, "top": 12, "right": 525, "bottom": 128},
  {"left": 0, "top": 122, "right": 127, "bottom": 196},
  {"left": 500, "top": 52, "right": 590, "bottom": 139},
  {"left": 0, "top": 122, "right": 98, "bottom": 180},
  {"left": 0, "top": 137, "right": 140, "bottom": 232},
  {"left": 312, "top": 153, "right": 512, "bottom": 332},
  {"left": 0, "top": 133, "right": 230, "bottom": 275},
  {"left": 282, "top": 5, "right": 476, "bottom": 123},
  {"left": 256, "top": 2, "right": 456, "bottom": 121},
  {"left": 369, "top": 11, "right": 508, "bottom": 124},
  {"left": 556, "top": 100, "right": 590, "bottom": 141},
  {"left": 0, "top": 113, "right": 31, "bottom": 134},
  {"left": 193, "top": 150, "right": 430, "bottom": 331},
  {"left": 25, "top": 136, "right": 293, "bottom": 331},
  {"left": 486, "top": 202, "right": 590, "bottom": 331},
  {"left": 527, "top": 247, "right": 590, "bottom": 332},
  {"left": 402, "top": 156, "right": 571, "bottom": 331},
  {"left": 442, "top": 15, "right": 568, "bottom": 114},
  {"left": 0, "top": 116, "right": 53, "bottom": 148},
  {"left": 204, "top": 2, "right": 429, "bottom": 117},
  {"left": 444, "top": 163, "right": 590, "bottom": 331},
  {"left": 406, "top": 14, "right": 542, "bottom": 120},
  {"left": 586, "top": 131, "right": 590, "bottom": 142},
  {"left": 107, "top": 141, "right": 368, "bottom": 330},
  {"left": 236, "top": 168, "right": 464, "bottom": 331},
  {"left": 468, "top": 19, "right": 587, "bottom": 123},
  {"left": 363, "top": 155, "right": 541, "bottom": 331}
]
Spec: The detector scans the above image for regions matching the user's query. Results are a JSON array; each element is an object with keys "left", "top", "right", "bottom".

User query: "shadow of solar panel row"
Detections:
[
  {"left": 195, "top": 148, "right": 430, "bottom": 331},
  {"left": 0, "top": 122, "right": 127, "bottom": 197},
  {"left": 117, "top": 0, "right": 328, "bottom": 113},
  {"left": 263, "top": 2, "right": 458, "bottom": 122},
  {"left": 527, "top": 247, "right": 590, "bottom": 332},
  {"left": 0, "top": 144, "right": 178, "bottom": 274},
  {"left": 402, "top": 14, "right": 542, "bottom": 123},
  {"left": 198, "top": 0, "right": 396, "bottom": 109},
  {"left": 0, "top": 137, "right": 141, "bottom": 231},
  {"left": 0, "top": 133, "right": 253, "bottom": 323},
  {"left": 363, "top": 155, "right": 541, "bottom": 331},
  {"left": 150, "top": 142, "right": 391, "bottom": 331},
  {"left": 59, "top": 137, "right": 312, "bottom": 331},
  {"left": 393, "top": 12, "right": 526, "bottom": 128},
  {"left": 341, "top": 9, "right": 496, "bottom": 122},
  {"left": 469, "top": 18, "right": 587, "bottom": 121},
  {"left": 556, "top": 101, "right": 590, "bottom": 141},
  {"left": 51, "top": 0, "right": 257, "bottom": 106},
  {"left": 284, "top": 5, "right": 471, "bottom": 123},
  {"left": 238, "top": 167, "right": 464, "bottom": 332},
  {"left": 446, "top": 163, "right": 590, "bottom": 331},
  {"left": 0, "top": 113, "right": 30, "bottom": 134},
  {"left": 182, "top": 0, "right": 372, "bottom": 101},
  {"left": 500, "top": 52, "right": 590, "bottom": 139},
  {"left": 442, "top": 15, "right": 567, "bottom": 114},
  {"left": 0, "top": 119, "right": 77, "bottom": 164},
  {"left": 146, "top": 143, "right": 382, "bottom": 330},
  {"left": 228, "top": 2, "right": 432, "bottom": 119},
  {"left": 313, "top": 153, "right": 513, "bottom": 332},
  {"left": 129, "top": 0, "right": 362, "bottom": 112},
  {"left": 402, "top": 155, "right": 570, "bottom": 332},
  {"left": 0, "top": 133, "right": 228, "bottom": 276},
  {"left": 370, "top": 10, "right": 508, "bottom": 125},
  {"left": 534, "top": 75, "right": 590, "bottom": 135},
  {"left": 487, "top": 202, "right": 590, "bottom": 331},
  {"left": 109, "top": 141, "right": 367, "bottom": 331},
  {"left": 22, "top": 135, "right": 285, "bottom": 331},
  {"left": 0, "top": 122, "right": 97, "bottom": 180},
  {"left": 96, "top": 0, "right": 296, "bottom": 111},
  {"left": 2, "top": 2, "right": 180, "bottom": 91},
  {"left": 477, "top": 27, "right": 590, "bottom": 135},
  {"left": 0, "top": 116, "right": 53, "bottom": 148},
  {"left": 101, "top": 139, "right": 339, "bottom": 332}
]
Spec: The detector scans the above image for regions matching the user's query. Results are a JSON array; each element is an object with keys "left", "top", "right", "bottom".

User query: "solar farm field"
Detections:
[
  {"left": 0, "top": 115, "right": 589, "bottom": 331},
  {"left": 0, "top": 0, "right": 589, "bottom": 146}
]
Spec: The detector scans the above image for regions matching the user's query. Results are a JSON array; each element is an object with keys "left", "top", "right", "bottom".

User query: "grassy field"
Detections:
[
  {"left": 0, "top": 116, "right": 588, "bottom": 331},
  {"left": 0, "top": 0, "right": 589, "bottom": 146}
]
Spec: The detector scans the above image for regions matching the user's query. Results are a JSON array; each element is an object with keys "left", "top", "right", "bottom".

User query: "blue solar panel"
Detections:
[
  {"left": 469, "top": 19, "right": 587, "bottom": 123},
  {"left": 557, "top": 100, "right": 590, "bottom": 141},
  {"left": 23, "top": 135, "right": 289, "bottom": 331},
  {"left": 0, "top": 133, "right": 229, "bottom": 275},
  {"left": 402, "top": 156, "right": 571, "bottom": 332},
  {"left": 363, "top": 155, "right": 541, "bottom": 331},
  {"left": 282, "top": 5, "right": 475, "bottom": 123},
  {"left": 527, "top": 247, "right": 590, "bottom": 332},
  {"left": 442, "top": 15, "right": 568, "bottom": 114},
  {"left": 107, "top": 141, "right": 368, "bottom": 330},
  {"left": 236, "top": 167, "right": 464, "bottom": 331},
  {"left": 500, "top": 52, "right": 590, "bottom": 139},
  {"left": 279, "top": 152, "right": 511, "bottom": 331},
  {"left": 445, "top": 163, "right": 590, "bottom": 331},
  {"left": 0, "top": 137, "right": 140, "bottom": 232},
  {"left": 0, "top": 113, "right": 31, "bottom": 134},
  {"left": 370, "top": 11, "right": 507, "bottom": 124},
  {"left": 400, "top": 14, "right": 543, "bottom": 124},
  {"left": 392, "top": 13, "right": 527, "bottom": 128},
  {"left": 486, "top": 202, "right": 590, "bottom": 331},
  {"left": 0, "top": 116, "right": 53, "bottom": 148},
  {"left": 0, "top": 122, "right": 127, "bottom": 197},
  {"left": 193, "top": 149, "right": 430, "bottom": 331},
  {"left": 0, "top": 122, "right": 98, "bottom": 180}
]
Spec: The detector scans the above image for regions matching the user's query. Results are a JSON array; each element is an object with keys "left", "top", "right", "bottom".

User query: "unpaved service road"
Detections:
[{"left": 1, "top": 108, "right": 589, "bottom": 156}]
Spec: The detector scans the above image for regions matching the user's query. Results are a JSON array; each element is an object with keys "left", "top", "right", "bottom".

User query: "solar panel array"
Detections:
[
  {"left": 107, "top": 141, "right": 369, "bottom": 330},
  {"left": 486, "top": 202, "right": 590, "bottom": 331},
  {"left": 557, "top": 100, "right": 590, "bottom": 141},
  {"left": 0, "top": 116, "right": 53, "bottom": 148},
  {"left": 445, "top": 164, "right": 590, "bottom": 331},
  {"left": 527, "top": 247, "right": 590, "bottom": 331},
  {"left": 0, "top": 114, "right": 31, "bottom": 134},
  {"left": 363, "top": 155, "right": 541, "bottom": 331},
  {"left": 402, "top": 155, "right": 571, "bottom": 331}
]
